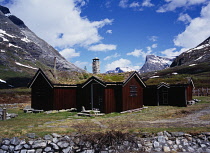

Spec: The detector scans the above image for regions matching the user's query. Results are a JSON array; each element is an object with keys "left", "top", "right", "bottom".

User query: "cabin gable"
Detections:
[
  {"left": 122, "top": 75, "right": 144, "bottom": 111},
  {"left": 30, "top": 71, "right": 53, "bottom": 110}
]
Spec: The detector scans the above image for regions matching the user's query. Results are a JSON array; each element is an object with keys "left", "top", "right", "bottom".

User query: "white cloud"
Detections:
[
  {"left": 152, "top": 44, "right": 158, "bottom": 48},
  {"left": 106, "top": 30, "right": 112, "bottom": 34},
  {"left": 8, "top": 0, "right": 113, "bottom": 48},
  {"left": 127, "top": 49, "right": 142, "bottom": 57},
  {"left": 178, "top": 13, "right": 192, "bottom": 24},
  {"left": 119, "top": 0, "right": 128, "bottom": 8},
  {"left": 74, "top": 61, "right": 89, "bottom": 69},
  {"left": 142, "top": 0, "right": 154, "bottom": 7},
  {"left": 157, "top": 0, "right": 207, "bottom": 12},
  {"left": 127, "top": 45, "right": 153, "bottom": 58},
  {"left": 88, "top": 44, "right": 117, "bottom": 51},
  {"left": 104, "top": 53, "right": 120, "bottom": 60},
  {"left": 161, "top": 48, "right": 187, "bottom": 58},
  {"left": 105, "top": 58, "right": 131, "bottom": 71},
  {"left": 130, "top": 2, "right": 140, "bottom": 8},
  {"left": 148, "top": 36, "right": 158, "bottom": 42},
  {"left": 174, "top": 2, "right": 210, "bottom": 48},
  {"left": 105, "top": 58, "right": 140, "bottom": 71},
  {"left": 59, "top": 48, "right": 80, "bottom": 59}
]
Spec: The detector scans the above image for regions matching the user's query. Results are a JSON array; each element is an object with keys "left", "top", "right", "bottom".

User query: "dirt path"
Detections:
[{"left": 136, "top": 106, "right": 210, "bottom": 128}]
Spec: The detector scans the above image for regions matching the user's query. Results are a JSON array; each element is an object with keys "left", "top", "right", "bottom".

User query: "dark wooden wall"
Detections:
[
  {"left": 168, "top": 87, "right": 187, "bottom": 107},
  {"left": 53, "top": 87, "right": 77, "bottom": 110},
  {"left": 31, "top": 75, "right": 53, "bottom": 111},
  {"left": 122, "top": 76, "right": 144, "bottom": 111},
  {"left": 143, "top": 86, "right": 158, "bottom": 106}
]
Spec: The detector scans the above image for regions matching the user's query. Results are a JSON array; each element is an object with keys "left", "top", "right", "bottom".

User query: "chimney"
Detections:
[
  {"left": 92, "top": 57, "right": 100, "bottom": 74},
  {"left": 54, "top": 57, "right": 57, "bottom": 79}
]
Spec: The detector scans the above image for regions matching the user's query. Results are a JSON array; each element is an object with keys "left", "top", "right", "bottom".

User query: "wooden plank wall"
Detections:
[
  {"left": 122, "top": 76, "right": 144, "bottom": 111},
  {"left": 53, "top": 88, "right": 77, "bottom": 110},
  {"left": 104, "top": 88, "right": 117, "bottom": 114}
]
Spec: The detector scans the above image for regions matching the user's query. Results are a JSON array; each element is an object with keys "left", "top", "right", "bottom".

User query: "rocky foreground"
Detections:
[{"left": 0, "top": 131, "right": 210, "bottom": 153}]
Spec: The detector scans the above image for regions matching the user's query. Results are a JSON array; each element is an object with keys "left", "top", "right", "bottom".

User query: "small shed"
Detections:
[
  {"left": 28, "top": 69, "right": 146, "bottom": 113},
  {"left": 144, "top": 77, "right": 194, "bottom": 107},
  {"left": 28, "top": 69, "right": 77, "bottom": 111}
]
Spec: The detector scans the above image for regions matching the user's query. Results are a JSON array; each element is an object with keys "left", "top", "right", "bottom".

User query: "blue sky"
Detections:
[{"left": 1, "top": 0, "right": 210, "bottom": 73}]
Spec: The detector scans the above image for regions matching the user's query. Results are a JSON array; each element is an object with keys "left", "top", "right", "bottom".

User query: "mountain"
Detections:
[
  {"left": 171, "top": 36, "right": 210, "bottom": 67},
  {"left": 139, "top": 55, "right": 173, "bottom": 73},
  {"left": 0, "top": 5, "right": 84, "bottom": 88},
  {"left": 141, "top": 37, "right": 210, "bottom": 88},
  {"left": 106, "top": 67, "right": 135, "bottom": 74}
]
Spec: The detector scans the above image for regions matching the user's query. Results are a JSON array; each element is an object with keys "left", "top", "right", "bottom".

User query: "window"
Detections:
[{"left": 130, "top": 85, "right": 137, "bottom": 97}]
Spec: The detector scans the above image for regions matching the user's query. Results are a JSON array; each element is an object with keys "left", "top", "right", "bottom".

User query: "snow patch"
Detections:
[
  {"left": 21, "top": 37, "right": 31, "bottom": 43},
  {"left": 0, "top": 50, "right": 6, "bottom": 53},
  {"left": 195, "top": 56, "right": 203, "bottom": 61},
  {"left": 15, "top": 62, "right": 38, "bottom": 70},
  {"left": 150, "top": 76, "right": 159, "bottom": 78},
  {"left": 0, "top": 34, "right": 9, "bottom": 42},
  {"left": 0, "top": 29, "right": 15, "bottom": 38},
  {"left": 9, "top": 43, "right": 21, "bottom": 49},
  {"left": 0, "top": 79, "right": 7, "bottom": 83},
  {"left": 189, "top": 64, "right": 197, "bottom": 67},
  {"left": 172, "top": 72, "right": 178, "bottom": 75}
]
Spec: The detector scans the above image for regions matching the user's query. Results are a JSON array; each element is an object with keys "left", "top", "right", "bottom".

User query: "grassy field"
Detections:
[{"left": 0, "top": 96, "right": 210, "bottom": 138}]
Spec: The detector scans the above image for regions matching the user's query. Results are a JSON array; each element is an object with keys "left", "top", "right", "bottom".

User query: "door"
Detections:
[
  {"left": 159, "top": 87, "right": 169, "bottom": 105},
  {"left": 91, "top": 84, "right": 104, "bottom": 111}
]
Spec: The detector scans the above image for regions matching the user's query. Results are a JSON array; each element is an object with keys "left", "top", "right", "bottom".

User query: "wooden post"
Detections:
[{"left": 2, "top": 108, "right": 6, "bottom": 121}]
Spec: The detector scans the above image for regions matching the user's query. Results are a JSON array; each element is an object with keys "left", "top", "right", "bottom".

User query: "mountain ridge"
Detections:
[{"left": 0, "top": 5, "right": 85, "bottom": 88}]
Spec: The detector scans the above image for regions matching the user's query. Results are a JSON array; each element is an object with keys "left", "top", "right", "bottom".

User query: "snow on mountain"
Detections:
[
  {"left": 106, "top": 67, "right": 135, "bottom": 74},
  {"left": 139, "top": 55, "right": 173, "bottom": 73},
  {"left": 171, "top": 36, "right": 210, "bottom": 67}
]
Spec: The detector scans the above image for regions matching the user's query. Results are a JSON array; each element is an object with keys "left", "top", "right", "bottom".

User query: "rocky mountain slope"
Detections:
[
  {"left": 171, "top": 36, "right": 210, "bottom": 67},
  {"left": 139, "top": 55, "right": 173, "bottom": 73},
  {"left": 0, "top": 5, "right": 84, "bottom": 88}
]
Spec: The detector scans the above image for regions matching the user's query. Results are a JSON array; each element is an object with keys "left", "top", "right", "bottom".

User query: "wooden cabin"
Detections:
[
  {"left": 28, "top": 69, "right": 146, "bottom": 113},
  {"left": 144, "top": 77, "right": 194, "bottom": 107},
  {"left": 28, "top": 69, "right": 77, "bottom": 111}
]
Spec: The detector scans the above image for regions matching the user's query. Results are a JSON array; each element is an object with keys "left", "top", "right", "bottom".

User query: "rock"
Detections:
[
  {"left": 202, "top": 132, "right": 210, "bottom": 136},
  {"left": 52, "top": 138, "right": 58, "bottom": 143},
  {"left": 11, "top": 137, "right": 20, "bottom": 145},
  {"left": 57, "top": 141, "right": 70, "bottom": 149},
  {"left": 20, "top": 149, "right": 27, "bottom": 153},
  {"left": 170, "top": 132, "right": 185, "bottom": 137},
  {"left": 163, "top": 146, "right": 170, "bottom": 152},
  {"left": 49, "top": 143, "right": 59, "bottom": 150},
  {"left": 43, "top": 134, "right": 53, "bottom": 140},
  {"left": 2, "top": 139, "right": 10, "bottom": 145},
  {"left": 187, "top": 146, "right": 195, "bottom": 152},
  {"left": 164, "top": 131, "right": 171, "bottom": 137},
  {"left": 62, "top": 146, "right": 72, "bottom": 153},
  {"left": 175, "top": 138, "right": 180, "bottom": 145},
  {"left": 158, "top": 136, "right": 166, "bottom": 143},
  {"left": 44, "top": 146, "right": 52, "bottom": 152},
  {"left": 32, "top": 141, "right": 47, "bottom": 149},
  {"left": 9, "top": 145, "right": 15, "bottom": 152},
  {"left": 153, "top": 141, "right": 159, "bottom": 148},
  {"left": 52, "top": 133, "right": 62, "bottom": 138},
  {"left": 27, "top": 149, "right": 35, "bottom": 153},
  {"left": 1, "top": 145, "right": 8, "bottom": 151},
  {"left": 167, "top": 140, "right": 173, "bottom": 145},
  {"left": 157, "top": 132, "right": 163, "bottom": 136},
  {"left": 27, "top": 133, "right": 36, "bottom": 139},
  {"left": 23, "top": 144, "right": 31, "bottom": 149},
  {"left": 14, "top": 144, "right": 23, "bottom": 150},
  {"left": 35, "top": 149, "right": 42, "bottom": 153}
]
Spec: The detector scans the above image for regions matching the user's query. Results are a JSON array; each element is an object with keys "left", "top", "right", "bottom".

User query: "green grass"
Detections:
[{"left": 0, "top": 96, "right": 210, "bottom": 138}]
